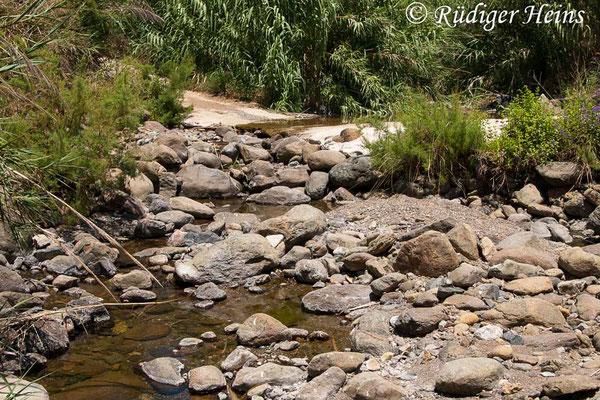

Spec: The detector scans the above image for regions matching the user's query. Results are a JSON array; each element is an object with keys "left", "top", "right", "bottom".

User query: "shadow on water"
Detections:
[
  {"left": 39, "top": 200, "right": 348, "bottom": 400},
  {"left": 237, "top": 117, "right": 344, "bottom": 136}
]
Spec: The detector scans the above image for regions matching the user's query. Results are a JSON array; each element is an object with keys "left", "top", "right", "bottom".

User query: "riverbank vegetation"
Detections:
[{"left": 1, "top": 0, "right": 600, "bottom": 234}]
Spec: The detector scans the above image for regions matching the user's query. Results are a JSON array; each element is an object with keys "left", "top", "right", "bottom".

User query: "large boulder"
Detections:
[
  {"left": 563, "top": 191, "right": 594, "bottom": 218},
  {"left": 139, "top": 357, "right": 185, "bottom": 387},
  {"left": 246, "top": 186, "right": 310, "bottom": 205},
  {"left": 488, "top": 298, "right": 565, "bottom": 328},
  {"left": 306, "top": 150, "right": 347, "bottom": 171},
  {"left": 0, "top": 265, "right": 29, "bottom": 293},
  {"left": 447, "top": 223, "right": 479, "bottom": 260},
  {"left": 302, "top": 284, "right": 372, "bottom": 314},
  {"left": 504, "top": 276, "right": 554, "bottom": 295},
  {"left": 576, "top": 294, "right": 600, "bottom": 321},
  {"left": 275, "top": 168, "right": 309, "bottom": 188},
  {"left": 588, "top": 206, "right": 600, "bottom": 234},
  {"left": 232, "top": 363, "right": 307, "bottom": 392},
  {"left": 137, "top": 143, "right": 181, "bottom": 168},
  {"left": 435, "top": 358, "right": 504, "bottom": 396},
  {"left": 542, "top": 375, "right": 600, "bottom": 398},
  {"left": 0, "top": 377, "right": 49, "bottom": 400},
  {"left": 514, "top": 183, "right": 544, "bottom": 207},
  {"left": 393, "top": 306, "right": 446, "bottom": 336},
  {"left": 188, "top": 365, "right": 226, "bottom": 394},
  {"left": 125, "top": 173, "right": 154, "bottom": 200},
  {"left": 296, "top": 366, "right": 346, "bottom": 400},
  {"left": 339, "top": 372, "right": 407, "bottom": 400},
  {"left": 236, "top": 313, "right": 287, "bottom": 346},
  {"left": 559, "top": 247, "right": 600, "bottom": 278},
  {"left": 154, "top": 210, "right": 194, "bottom": 229},
  {"left": 169, "top": 197, "right": 215, "bottom": 219},
  {"left": 111, "top": 270, "right": 152, "bottom": 290},
  {"left": 329, "top": 156, "right": 378, "bottom": 189},
  {"left": 393, "top": 231, "right": 460, "bottom": 277},
  {"left": 306, "top": 171, "right": 329, "bottom": 200},
  {"left": 175, "top": 234, "right": 279, "bottom": 285},
  {"left": 536, "top": 162, "right": 580, "bottom": 186},
  {"left": 156, "top": 132, "right": 188, "bottom": 162},
  {"left": 489, "top": 246, "right": 557, "bottom": 270},
  {"left": 255, "top": 205, "right": 326, "bottom": 247},
  {"left": 177, "top": 165, "right": 240, "bottom": 199},
  {"left": 237, "top": 144, "right": 270, "bottom": 162},
  {"left": 308, "top": 352, "right": 365, "bottom": 377}
]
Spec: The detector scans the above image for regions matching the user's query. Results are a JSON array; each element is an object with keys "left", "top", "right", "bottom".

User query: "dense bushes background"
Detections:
[{"left": 134, "top": 0, "right": 600, "bottom": 116}]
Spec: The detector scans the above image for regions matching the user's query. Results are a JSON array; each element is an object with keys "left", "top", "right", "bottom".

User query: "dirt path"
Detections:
[{"left": 182, "top": 91, "right": 308, "bottom": 127}]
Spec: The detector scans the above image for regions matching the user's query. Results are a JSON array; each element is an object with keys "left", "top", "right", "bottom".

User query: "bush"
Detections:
[
  {"left": 559, "top": 89, "right": 600, "bottom": 173},
  {"left": 489, "top": 88, "right": 561, "bottom": 172},
  {"left": 368, "top": 95, "right": 485, "bottom": 184}
]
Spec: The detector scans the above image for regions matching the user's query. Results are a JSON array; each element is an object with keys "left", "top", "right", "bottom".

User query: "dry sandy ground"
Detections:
[{"left": 327, "top": 193, "right": 521, "bottom": 242}]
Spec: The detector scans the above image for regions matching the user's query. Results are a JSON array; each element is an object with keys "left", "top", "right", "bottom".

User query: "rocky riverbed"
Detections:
[{"left": 3, "top": 119, "right": 600, "bottom": 399}]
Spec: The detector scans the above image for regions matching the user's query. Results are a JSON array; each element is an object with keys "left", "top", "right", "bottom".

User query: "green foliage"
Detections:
[
  {"left": 149, "top": 57, "right": 193, "bottom": 128},
  {"left": 368, "top": 94, "right": 485, "bottom": 182},
  {"left": 135, "top": 0, "right": 458, "bottom": 117},
  {"left": 132, "top": 0, "right": 599, "bottom": 116},
  {"left": 490, "top": 88, "right": 560, "bottom": 171},
  {"left": 559, "top": 87, "right": 600, "bottom": 171}
]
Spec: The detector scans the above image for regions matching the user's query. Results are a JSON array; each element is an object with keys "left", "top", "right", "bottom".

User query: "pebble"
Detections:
[{"left": 201, "top": 331, "right": 217, "bottom": 342}]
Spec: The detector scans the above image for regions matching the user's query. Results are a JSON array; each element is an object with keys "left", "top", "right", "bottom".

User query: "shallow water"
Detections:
[{"left": 38, "top": 201, "right": 348, "bottom": 399}]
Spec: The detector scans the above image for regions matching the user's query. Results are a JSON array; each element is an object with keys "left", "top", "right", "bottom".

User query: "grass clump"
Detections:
[{"left": 368, "top": 95, "right": 485, "bottom": 185}]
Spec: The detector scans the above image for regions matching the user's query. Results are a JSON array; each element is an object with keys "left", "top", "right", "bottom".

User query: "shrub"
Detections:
[
  {"left": 368, "top": 94, "right": 485, "bottom": 184},
  {"left": 559, "top": 89, "right": 600, "bottom": 173},
  {"left": 489, "top": 88, "right": 560, "bottom": 172}
]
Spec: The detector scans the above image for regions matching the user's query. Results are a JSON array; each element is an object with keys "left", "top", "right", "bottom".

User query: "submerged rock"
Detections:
[{"left": 139, "top": 357, "right": 185, "bottom": 387}]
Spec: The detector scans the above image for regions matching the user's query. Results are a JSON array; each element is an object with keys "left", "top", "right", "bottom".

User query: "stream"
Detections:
[{"left": 37, "top": 188, "right": 349, "bottom": 399}]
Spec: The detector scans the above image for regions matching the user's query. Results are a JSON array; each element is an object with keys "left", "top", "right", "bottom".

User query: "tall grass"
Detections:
[
  {"left": 131, "top": 0, "right": 599, "bottom": 116},
  {"left": 368, "top": 94, "right": 485, "bottom": 185}
]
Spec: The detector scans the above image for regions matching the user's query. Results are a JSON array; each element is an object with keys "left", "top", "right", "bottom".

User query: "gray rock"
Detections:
[
  {"left": 296, "top": 366, "right": 345, "bottom": 400},
  {"left": 120, "top": 288, "right": 156, "bottom": 302},
  {"left": 43, "top": 256, "right": 85, "bottom": 277},
  {"left": 307, "top": 352, "right": 365, "bottom": 377},
  {"left": 190, "top": 150, "right": 221, "bottom": 168},
  {"left": 221, "top": 346, "right": 258, "bottom": 372},
  {"left": 195, "top": 282, "right": 227, "bottom": 301},
  {"left": 488, "top": 259, "right": 543, "bottom": 280},
  {"left": 177, "top": 165, "right": 240, "bottom": 199},
  {"left": 176, "top": 234, "right": 279, "bottom": 285},
  {"left": 280, "top": 246, "right": 312, "bottom": 269},
  {"left": 154, "top": 210, "right": 194, "bottom": 228},
  {"left": 232, "top": 363, "right": 307, "bottom": 392},
  {"left": 275, "top": 168, "right": 309, "bottom": 188},
  {"left": 514, "top": 183, "right": 544, "bottom": 207},
  {"left": 329, "top": 156, "right": 378, "bottom": 189},
  {"left": 139, "top": 357, "right": 185, "bottom": 386},
  {"left": 111, "top": 270, "right": 152, "bottom": 290},
  {"left": 306, "top": 150, "right": 346, "bottom": 171},
  {"left": 435, "top": 358, "right": 504, "bottom": 396},
  {"left": 306, "top": 171, "right": 329, "bottom": 200},
  {"left": 236, "top": 313, "right": 287, "bottom": 346},
  {"left": 237, "top": 144, "right": 270, "bottom": 162},
  {"left": 295, "top": 259, "right": 328, "bottom": 284},
  {"left": 188, "top": 365, "right": 226, "bottom": 394},
  {"left": 169, "top": 197, "right": 215, "bottom": 219},
  {"left": 393, "top": 231, "right": 460, "bottom": 277},
  {"left": 0, "top": 265, "right": 28, "bottom": 293},
  {"left": 135, "top": 219, "right": 175, "bottom": 238},
  {"left": 370, "top": 273, "right": 405, "bottom": 297},
  {"left": 448, "top": 264, "right": 486, "bottom": 288},
  {"left": 340, "top": 372, "right": 406, "bottom": 400},
  {"left": 255, "top": 205, "right": 326, "bottom": 247},
  {"left": 447, "top": 223, "right": 479, "bottom": 260},
  {"left": 559, "top": 247, "right": 600, "bottom": 278},
  {"left": 536, "top": 162, "right": 580, "bottom": 186},
  {"left": 302, "top": 284, "right": 372, "bottom": 314},
  {"left": 247, "top": 186, "right": 311, "bottom": 205},
  {"left": 393, "top": 306, "right": 446, "bottom": 336}
]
